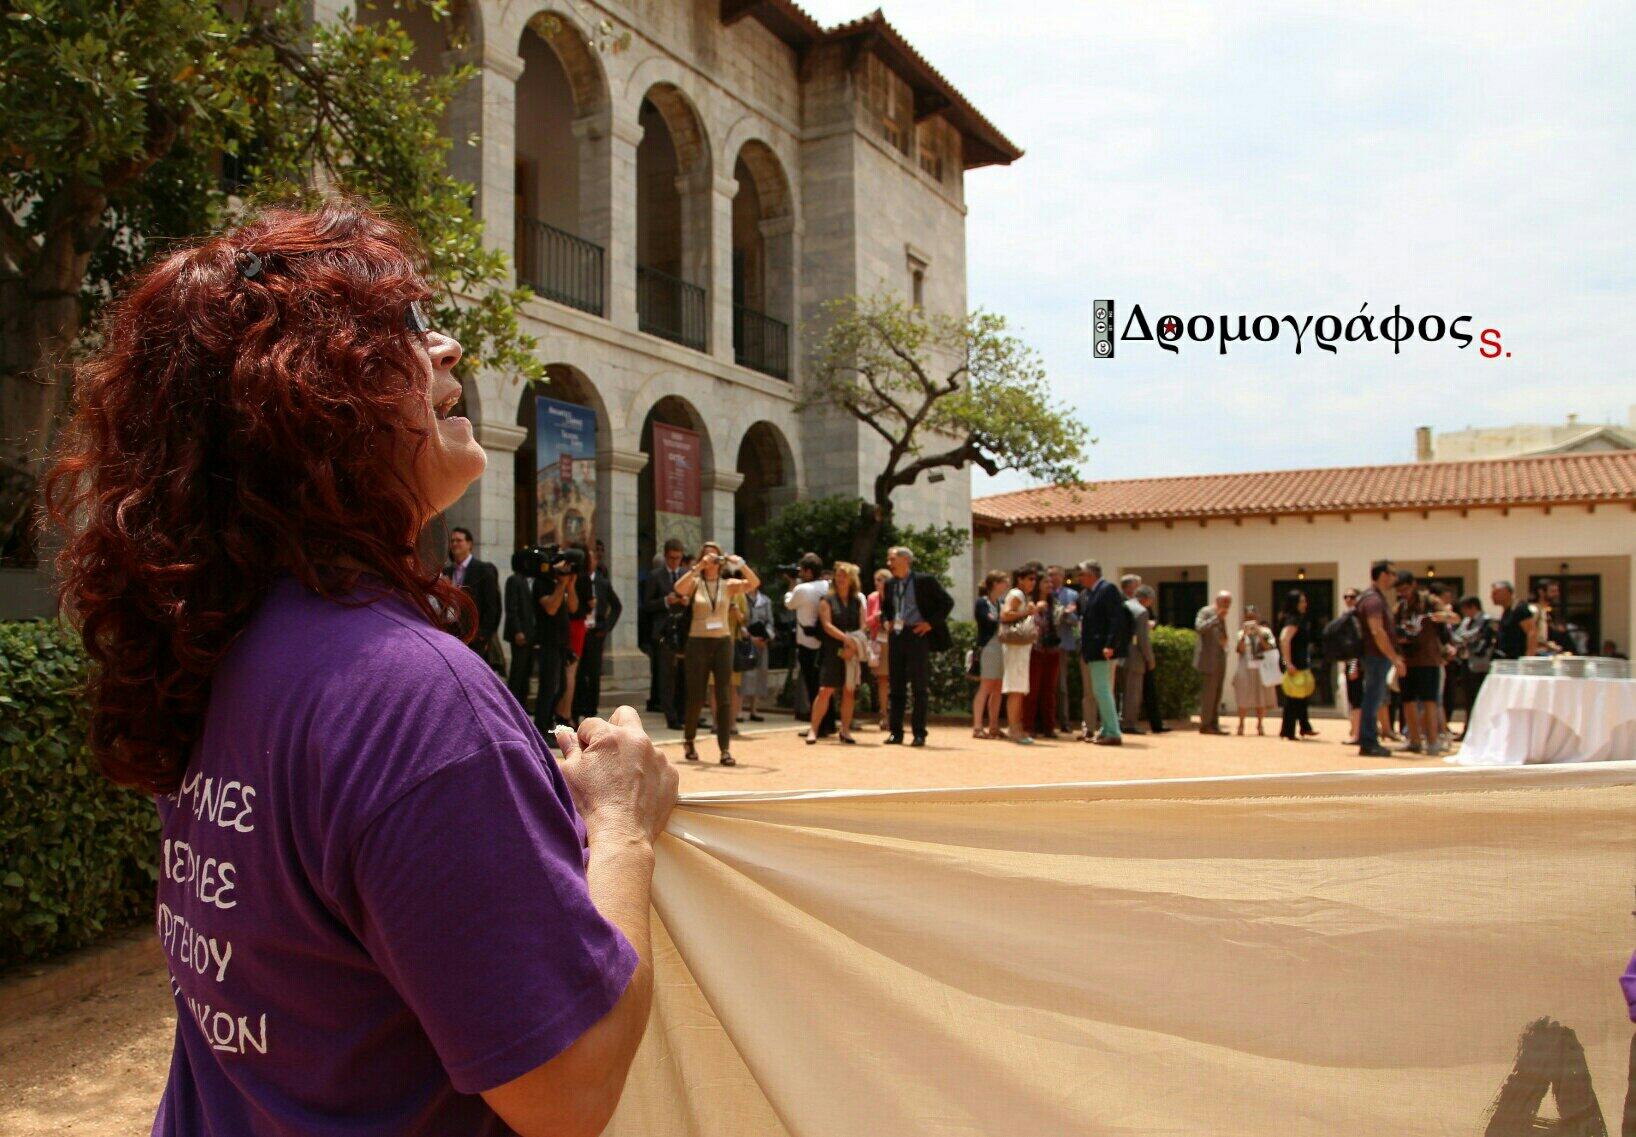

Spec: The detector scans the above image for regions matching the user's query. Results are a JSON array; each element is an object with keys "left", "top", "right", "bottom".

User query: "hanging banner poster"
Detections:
[
  {"left": 652, "top": 422, "right": 703, "bottom": 553},
  {"left": 535, "top": 396, "right": 597, "bottom": 549}
]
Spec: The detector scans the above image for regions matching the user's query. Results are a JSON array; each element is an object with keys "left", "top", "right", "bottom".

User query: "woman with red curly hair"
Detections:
[{"left": 45, "top": 201, "right": 677, "bottom": 1137}]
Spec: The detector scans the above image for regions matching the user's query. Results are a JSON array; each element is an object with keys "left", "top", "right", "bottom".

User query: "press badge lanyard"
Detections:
[{"left": 703, "top": 577, "right": 724, "bottom": 632}]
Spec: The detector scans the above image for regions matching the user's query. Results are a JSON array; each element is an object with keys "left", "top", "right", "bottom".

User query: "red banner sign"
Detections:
[{"left": 653, "top": 422, "right": 701, "bottom": 518}]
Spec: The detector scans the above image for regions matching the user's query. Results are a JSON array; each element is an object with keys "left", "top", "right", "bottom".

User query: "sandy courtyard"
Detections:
[{"left": 0, "top": 719, "right": 1443, "bottom": 1135}]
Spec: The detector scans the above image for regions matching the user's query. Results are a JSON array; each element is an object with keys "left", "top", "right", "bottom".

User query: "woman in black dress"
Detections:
[
  {"left": 807, "top": 562, "right": 864, "bottom": 745},
  {"left": 1278, "top": 589, "right": 1317, "bottom": 740}
]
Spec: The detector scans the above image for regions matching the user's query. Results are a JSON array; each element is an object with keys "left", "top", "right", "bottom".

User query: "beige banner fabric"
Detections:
[{"left": 606, "top": 764, "right": 1636, "bottom": 1137}]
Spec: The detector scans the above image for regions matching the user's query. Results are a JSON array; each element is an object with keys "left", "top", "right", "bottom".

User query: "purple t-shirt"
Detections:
[
  {"left": 151, "top": 574, "right": 637, "bottom": 1136},
  {"left": 1623, "top": 951, "right": 1636, "bottom": 1022}
]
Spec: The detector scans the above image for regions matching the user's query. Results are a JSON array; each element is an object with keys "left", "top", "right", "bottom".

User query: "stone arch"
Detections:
[
  {"left": 635, "top": 84, "right": 713, "bottom": 345},
  {"left": 636, "top": 391, "right": 715, "bottom": 569},
  {"left": 639, "top": 82, "right": 710, "bottom": 176},
  {"left": 733, "top": 420, "right": 797, "bottom": 562},
  {"left": 517, "top": 7, "right": 609, "bottom": 116},
  {"left": 729, "top": 137, "right": 796, "bottom": 362},
  {"left": 513, "top": 365, "right": 611, "bottom": 550},
  {"left": 732, "top": 138, "right": 792, "bottom": 219},
  {"left": 513, "top": 8, "right": 613, "bottom": 311}
]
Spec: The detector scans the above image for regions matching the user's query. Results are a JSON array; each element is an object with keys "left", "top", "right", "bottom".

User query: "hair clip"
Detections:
[{"left": 237, "top": 250, "right": 264, "bottom": 280}]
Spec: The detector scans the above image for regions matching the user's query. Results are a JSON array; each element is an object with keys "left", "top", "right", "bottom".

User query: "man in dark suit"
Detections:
[
  {"left": 879, "top": 546, "right": 954, "bottom": 747},
  {"left": 442, "top": 527, "right": 501, "bottom": 664},
  {"left": 574, "top": 540, "right": 623, "bottom": 720},
  {"left": 1076, "top": 559, "right": 1130, "bottom": 746},
  {"left": 502, "top": 549, "right": 537, "bottom": 705},
  {"left": 641, "top": 538, "right": 689, "bottom": 729}
]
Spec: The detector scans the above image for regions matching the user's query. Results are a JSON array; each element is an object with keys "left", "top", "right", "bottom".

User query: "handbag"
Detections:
[
  {"left": 1280, "top": 667, "right": 1316, "bottom": 699},
  {"left": 1256, "top": 643, "right": 1283, "bottom": 685},
  {"left": 997, "top": 617, "right": 1039, "bottom": 647}
]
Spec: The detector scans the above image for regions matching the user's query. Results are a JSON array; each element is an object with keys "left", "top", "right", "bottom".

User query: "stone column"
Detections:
[
  {"left": 446, "top": 43, "right": 524, "bottom": 264},
  {"left": 670, "top": 168, "right": 714, "bottom": 351},
  {"left": 708, "top": 174, "right": 739, "bottom": 364},
  {"left": 598, "top": 447, "right": 649, "bottom": 690},
  {"left": 461, "top": 421, "right": 528, "bottom": 568},
  {"left": 584, "top": 110, "right": 642, "bottom": 329},
  {"left": 702, "top": 469, "right": 746, "bottom": 548},
  {"left": 760, "top": 214, "right": 799, "bottom": 380}
]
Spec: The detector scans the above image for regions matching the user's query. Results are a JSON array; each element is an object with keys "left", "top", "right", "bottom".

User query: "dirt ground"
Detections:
[{"left": 0, "top": 717, "right": 1444, "bottom": 1135}]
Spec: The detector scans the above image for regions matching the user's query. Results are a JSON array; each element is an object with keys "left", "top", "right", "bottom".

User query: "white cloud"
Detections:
[{"left": 799, "top": 0, "right": 1636, "bottom": 490}]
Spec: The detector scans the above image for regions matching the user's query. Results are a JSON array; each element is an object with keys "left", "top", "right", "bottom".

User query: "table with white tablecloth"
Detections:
[{"left": 1452, "top": 672, "right": 1636, "bottom": 765}]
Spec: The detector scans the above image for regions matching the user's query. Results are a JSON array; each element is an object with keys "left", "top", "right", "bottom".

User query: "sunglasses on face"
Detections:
[{"left": 405, "top": 300, "right": 431, "bottom": 334}]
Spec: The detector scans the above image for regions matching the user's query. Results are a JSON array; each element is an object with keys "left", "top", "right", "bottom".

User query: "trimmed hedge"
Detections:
[
  {"left": 1, "top": 620, "right": 158, "bottom": 969},
  {"left": 930, "top": 622, "right": 1201, "bottom": 721},
  {"left": 1151, "top": 625, "right": 1203, "bottom": 722}
]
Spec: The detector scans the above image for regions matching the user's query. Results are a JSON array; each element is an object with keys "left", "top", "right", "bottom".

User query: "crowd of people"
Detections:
[
  {"left": 632, "top": 542, "right": 955, "bottom": 760},
  {"left": 436, "top": 526, "right": 625, "bottom": 740},
  {"left": 440, "top": 531, "right": 1618, "bottom": 761},
  {"left": 1339, "top": 564, "right": 1606, "bottom": 757}
]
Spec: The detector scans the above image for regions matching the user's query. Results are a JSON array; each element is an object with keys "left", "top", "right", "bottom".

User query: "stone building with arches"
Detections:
[{"left": 326, "top": 0, "right": 1021, "bottom": 695}]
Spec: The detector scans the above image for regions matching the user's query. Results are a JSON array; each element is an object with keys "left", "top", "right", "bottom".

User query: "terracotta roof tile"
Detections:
[{"left": 972, "top": 452, "right": 1636, "bottom": 528}]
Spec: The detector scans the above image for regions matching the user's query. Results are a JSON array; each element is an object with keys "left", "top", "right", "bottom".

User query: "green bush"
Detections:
[
  {"left": 1151, "top": 625, "right": 1202, "bottom": 722},
  {"left": 929, "top": 620, "right": 978, "bottom": 713},
  {"left": 1, "top": 620, "right": 158, "bottom": 969}
]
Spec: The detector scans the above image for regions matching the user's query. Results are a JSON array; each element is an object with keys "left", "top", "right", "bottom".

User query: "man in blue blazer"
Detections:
[{"left": 1076, "top": 559, "right": 1131, "bottom": 746}]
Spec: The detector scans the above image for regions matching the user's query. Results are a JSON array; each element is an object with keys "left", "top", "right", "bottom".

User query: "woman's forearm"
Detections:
[{"left": 486, "top": 828, "right": 655, "bottom": 1137}]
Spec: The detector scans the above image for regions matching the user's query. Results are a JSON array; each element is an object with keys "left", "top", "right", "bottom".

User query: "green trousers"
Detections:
[{"left": 1087, "top": 658, "right": 1121, "bottom": 740}]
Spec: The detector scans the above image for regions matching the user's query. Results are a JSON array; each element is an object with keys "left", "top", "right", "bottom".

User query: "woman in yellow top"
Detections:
[{"left": 674, "top": 541, "right": 760, "bottom": 765}]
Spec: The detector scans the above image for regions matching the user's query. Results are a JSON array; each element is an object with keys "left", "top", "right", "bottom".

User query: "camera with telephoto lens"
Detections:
[{"left": 518, "top": 543, "right": 586, "bottom": 579}]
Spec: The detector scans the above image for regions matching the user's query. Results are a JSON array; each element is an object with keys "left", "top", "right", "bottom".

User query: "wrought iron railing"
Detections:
[
  {"left": 517, "top": 216, "right": 605, "bottom": 317},
  {"left": 636, "top": 264, "right": 707, "bottom": 352},
  {"left": 732, "top": 303, "right": 790, "bottom": 380}
]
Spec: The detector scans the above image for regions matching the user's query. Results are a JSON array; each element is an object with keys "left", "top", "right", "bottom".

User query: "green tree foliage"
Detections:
[
  {"left": 0, "top": 0, "right": 545, "bottom": 560},
  {"left": 751, "top": 494, "right": 968, "bottom": 587},
  {"left": 1, "top": 620, "right": 159, "bottom": 967},
  {"left": 805, "top": 294, "right": 1089, "bottom": 569}
]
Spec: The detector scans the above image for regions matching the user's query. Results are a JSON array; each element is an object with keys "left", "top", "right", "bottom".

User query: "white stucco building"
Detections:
[
  {"left": 0, "top": 1, "right": 1021, "bottom": 689},
  {"left": 974, "top": 451, "right": 1636, "bottom": 714}
]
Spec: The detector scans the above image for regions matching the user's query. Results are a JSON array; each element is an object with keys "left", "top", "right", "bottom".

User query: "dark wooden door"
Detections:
[
  {"left": 1158, "top": 581, "right": 1207, "bottom": 630},
  {"left": 1529, "top": 573, "right": 1601, "bottom": 653}
]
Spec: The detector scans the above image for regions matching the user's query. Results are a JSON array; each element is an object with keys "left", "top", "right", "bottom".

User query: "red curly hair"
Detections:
[{"left": 44, "top": 200, "right": 474, "bottom": 795}]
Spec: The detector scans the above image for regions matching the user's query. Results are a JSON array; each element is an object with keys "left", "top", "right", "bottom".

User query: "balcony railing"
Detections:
[
  {"left": 636, "top": 264, "right": 707, "bottom": 352},
  {"left": 732, "top": 303, "right": 790, "bottom": 380},
  {"left": 518, "top": 216, "right": 604, "bottom": 317}
]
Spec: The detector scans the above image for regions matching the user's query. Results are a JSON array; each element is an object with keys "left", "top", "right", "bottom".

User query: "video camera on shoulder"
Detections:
[{"left": 518, "top": 543, "right": 587, "bottom": 579}]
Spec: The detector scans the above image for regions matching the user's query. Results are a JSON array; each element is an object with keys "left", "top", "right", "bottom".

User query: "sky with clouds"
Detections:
[{"left": 799, "top": 1, "right": 1636, "bottom": 497}]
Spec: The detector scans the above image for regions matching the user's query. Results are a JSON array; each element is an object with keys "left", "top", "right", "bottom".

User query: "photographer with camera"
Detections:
[
  {"left": 532, "top": 544, "right": 583, "bottom": 733},
  {"left": 674, "top": 542, "right": 760, "bottom": 765}
]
